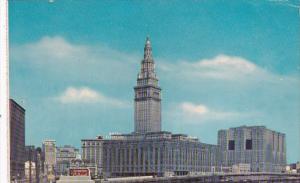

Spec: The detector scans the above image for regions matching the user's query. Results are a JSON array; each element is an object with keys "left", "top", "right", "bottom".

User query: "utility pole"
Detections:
[{"left": 0, "top": 0, "right": 10, "bottom": 182}]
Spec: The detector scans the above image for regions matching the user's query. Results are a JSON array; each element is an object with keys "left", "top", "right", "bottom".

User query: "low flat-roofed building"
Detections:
[{"left": 82, "top": 131, "right": 220, "bottom": 178}]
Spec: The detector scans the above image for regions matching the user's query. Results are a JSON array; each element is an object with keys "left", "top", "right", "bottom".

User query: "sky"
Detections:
[{"left": 9, "top": 0, "right": 300, "bottom": 163}]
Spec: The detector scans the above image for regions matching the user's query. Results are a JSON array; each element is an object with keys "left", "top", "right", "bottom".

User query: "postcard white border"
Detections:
[{"left": 0, "top": 0, "right": 10, "bottom": 182}]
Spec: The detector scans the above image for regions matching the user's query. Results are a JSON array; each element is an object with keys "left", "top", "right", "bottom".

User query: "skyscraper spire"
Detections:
[
  {"left": 144, "top": 36, "right": 153, "bottom": 60},
  {"left": 134, "top": 37, "right": 161, "bottom": 134},
  {"left": 139, "top": 36, "right": 156, "bottom": 79}
]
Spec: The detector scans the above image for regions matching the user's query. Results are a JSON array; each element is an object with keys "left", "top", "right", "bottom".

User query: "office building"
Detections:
[
  {"left": 10, "top": 99, "right": 25, "bottom": 181},
  {"left": 218, "top": 126, "right": 286, "bottom": 172}
]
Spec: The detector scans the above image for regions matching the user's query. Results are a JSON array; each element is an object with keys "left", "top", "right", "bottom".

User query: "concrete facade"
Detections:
[
  {"left": 134, "top": 37, "right": 161, "bottom": 133},
  {"left": 218, "top": 126, "right": 286, "bottom": 172},
  {"left": 82, "top": 132, "right": 220, "bottom": 178}
]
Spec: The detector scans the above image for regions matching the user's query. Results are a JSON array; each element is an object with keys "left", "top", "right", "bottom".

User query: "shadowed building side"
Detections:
[{"left": 10, "top": 99, "right": 25, "bottom": 181}]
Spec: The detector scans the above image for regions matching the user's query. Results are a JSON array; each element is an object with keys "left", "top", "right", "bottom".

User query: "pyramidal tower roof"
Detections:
[{"left": 143, "top": 36, "right": 153, "bottom": 61}]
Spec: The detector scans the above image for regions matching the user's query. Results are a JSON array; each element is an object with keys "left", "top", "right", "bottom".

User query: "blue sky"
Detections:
[{"left": 9, "top": 0, "right": 300, "bottom": 163}]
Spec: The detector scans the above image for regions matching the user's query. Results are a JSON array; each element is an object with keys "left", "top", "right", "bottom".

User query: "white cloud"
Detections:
[
  {"left": 158, "top": 54, "right": 290, "bottom": 82},
  {"left": 13, "top": 36, "right": 88, "bottom": 63},
  {"left": 11, "top": 36, "right": 139, "bottom": 85},
  {"left": 181, "top": 102, "right": 208, "bottom": 115},
  {"left": 56, "top": 87, "right": 129, "bottom": 107},
  {"left": 167, "top": 102, "right": 243, "bottom": 124}
]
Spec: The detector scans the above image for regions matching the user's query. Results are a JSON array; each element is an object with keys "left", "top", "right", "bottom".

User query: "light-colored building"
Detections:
[
  {"left": 25, "top": 161, "right": 36, "bottom": 183},
  {"left": 134, "top": 37, "right": 161, "bottom": 134},
  {"left": 218, "top": 126, "right": 286, "bottom": 172},
  {"left": 43, "top": 140, "right": 56, "bottom": 182},
  {"left": 232, "top": 163, "right": 251, "bottom": 174},
  {"left": 82, "top": 132, "right": 219, "bottom": 177},
  {"left": 81, "top": 136, "right": 103, "bottom": 177},
  {"left": 56, "top": 145, "right": 80, "bottom": 176},
  {"left": 10, "top": 99, "right": 26, "bottom": 182},
  {"left": 81, "top": 38, "right": 220, "bottom": 178},
  {"left": 286, "top": 162, "right": 300, "bottom": 174}
]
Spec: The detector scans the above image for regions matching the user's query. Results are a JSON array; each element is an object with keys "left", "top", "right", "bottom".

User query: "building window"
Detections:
[
  {"left": 246, "top": 139, "right": 252, "bottom": 150},
  {"left": 228, "top": 140, "right": 235, "bottom": 150}
]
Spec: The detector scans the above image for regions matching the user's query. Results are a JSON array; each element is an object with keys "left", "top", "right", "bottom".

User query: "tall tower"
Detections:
[{"left": 134, "top": 37, "right": 161, "bottom": 133}]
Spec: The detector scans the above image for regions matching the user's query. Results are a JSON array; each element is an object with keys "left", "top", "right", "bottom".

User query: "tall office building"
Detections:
[
  {"left": 134, "top": 37, "right": 161, "bottom": 133},
  {"left": 218, "top": 126, "right": 286, "bottom": 172},
  {"left": 82, "top": 37, "right": 220, "bottom": 178},
  {"left": 10, "top": 99, "right": 25, "bottom": 181}
]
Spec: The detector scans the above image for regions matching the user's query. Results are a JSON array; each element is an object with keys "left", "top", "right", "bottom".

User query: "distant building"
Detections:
[
  {"left": 43, "top": 140, "right": 56, "bottom": 182},
  {"left": 24, "top": 146, "right": 37, "bottom": 183},
  {"left": 81, "top": 136, "right": 103, "bottom": 177},
  {"left": 25, "top": 161, "right": 36, "bottom": 183},
  {"left": 218, "top": 126, "right": 286, "bottom": 172},
  {"left": 25, "top": 146, "right": 37, "bottom": 162},
  {"left": 10, "top": 99, "right": 25, "bottom": 181},
  {"left": 56, "top": 145, "right": 80, "bottom": 176},
  {"left": 35, "top": 147, "right": 44, "bottom": 183},
  {"left": 286, "top": 162, "right": 300, "bottom": 174},
  {"left": 24, "top": 146, "right": 44, "bottom": 183}
]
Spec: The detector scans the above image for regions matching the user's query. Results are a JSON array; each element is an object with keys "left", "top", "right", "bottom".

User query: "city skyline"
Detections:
[{"left": 9, "top": 0, "right": 300, "bottom": 163}]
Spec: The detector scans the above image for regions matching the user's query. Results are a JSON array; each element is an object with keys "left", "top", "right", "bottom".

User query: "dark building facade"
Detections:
[{"left": 10, "top": 99, "right": 25, "bottom": 181}]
